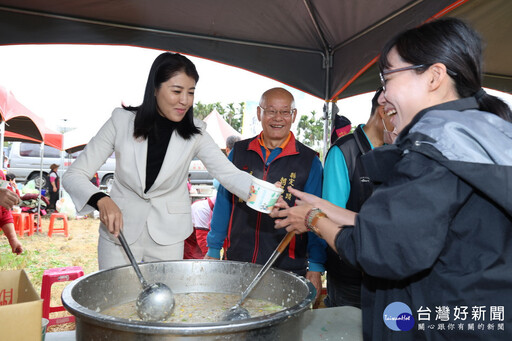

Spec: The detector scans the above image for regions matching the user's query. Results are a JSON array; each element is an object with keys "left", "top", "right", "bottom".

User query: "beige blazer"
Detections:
[{"left": 62, "top": 108, "right": 253, "bottom": 245}]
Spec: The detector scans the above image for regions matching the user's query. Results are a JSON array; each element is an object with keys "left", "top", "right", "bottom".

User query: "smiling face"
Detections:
[
  {"left": 378, "top": 47, "right": 432, "bottom": 134},
  {"left": 257, "top": 89, "right": 296, "bottom": 149},
  {"left": 155, "top": 71, "right": 196, "bottom": 122}
]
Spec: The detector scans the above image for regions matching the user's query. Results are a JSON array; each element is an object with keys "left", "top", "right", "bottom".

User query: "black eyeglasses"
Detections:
[{"left": 379, "top": 64, "right": 427, "bottom": 92}]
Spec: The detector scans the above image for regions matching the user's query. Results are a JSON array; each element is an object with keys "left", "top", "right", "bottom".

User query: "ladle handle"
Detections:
[
  {"left": 238, "top": 231, "right": 295, "bottom": 304},
  {"left": 118, "top": 231, "right": 148, "bottom": 288},
  {"left": 277, "top": 231, "right": 295, "bottom": 253}
]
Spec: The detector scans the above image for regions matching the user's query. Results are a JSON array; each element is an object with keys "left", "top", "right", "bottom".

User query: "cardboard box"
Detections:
[{"left": 0, "top": 269, "right": 43, "bottom": 340}]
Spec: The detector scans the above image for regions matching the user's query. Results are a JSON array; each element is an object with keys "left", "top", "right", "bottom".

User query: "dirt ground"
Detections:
[{"left": 0, "top": 214, "right": 100, "bottom": 332}]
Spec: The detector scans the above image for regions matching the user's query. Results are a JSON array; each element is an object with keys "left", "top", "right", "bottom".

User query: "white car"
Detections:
[{"left": 7, "top": 142, "right": 115, "bottom": 190}]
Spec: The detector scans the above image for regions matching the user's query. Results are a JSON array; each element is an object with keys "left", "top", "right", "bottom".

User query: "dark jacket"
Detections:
[
  {"left": 333, "top": 124, "right": 375, "bottom": 211},
  {"left": 226, "top": 135, "right": 318, "bottom": 275},
  {"left": 337, "top": 97, "right": 512, "bottom": 340},
  {"left": 324, "top": 125, "right": 373, "bottom": 307}
]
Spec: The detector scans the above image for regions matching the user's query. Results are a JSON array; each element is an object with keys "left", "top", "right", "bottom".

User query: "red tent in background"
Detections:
[
  {"left": 0, "top": 86, "right": 63, "bottom": 150},
  {"left": 0, "top": 86, "right": 64, "bottom": 226},
  {"left": 203, "top": 110, "right": 241, "bottom": 150}
]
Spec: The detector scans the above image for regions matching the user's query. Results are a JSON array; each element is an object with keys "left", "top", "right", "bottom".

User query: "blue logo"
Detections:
[{"left": 383, "top": 302, "right": 415, "bottom": 331}]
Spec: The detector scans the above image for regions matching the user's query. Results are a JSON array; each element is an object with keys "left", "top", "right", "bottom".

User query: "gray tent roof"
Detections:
[{"left": 0, "top": 0, "right": 510, "bottom": 100}]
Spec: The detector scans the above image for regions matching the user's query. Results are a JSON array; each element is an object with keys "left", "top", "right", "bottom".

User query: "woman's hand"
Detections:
[
  {"left": 270, "top": 186, "right": 322, "bottom": 234},
  {"left": 273, "top": 204, "right": 312, "bottom": 234},
  {"left": 287, "top": 186, "right": 321, "bottom": 206},
  {"left": 97, "top": 196, "right": 123, "bottom": 237}
]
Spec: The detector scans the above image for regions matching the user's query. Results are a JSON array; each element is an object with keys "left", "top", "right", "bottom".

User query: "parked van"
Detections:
[{"left": 6, "top": 142, "right": 115, "bottom": 189}]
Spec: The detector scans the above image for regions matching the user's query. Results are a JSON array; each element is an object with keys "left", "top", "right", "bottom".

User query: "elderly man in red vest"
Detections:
[{"left": 205, "top": 87, "right": 326, "bottom": 301}]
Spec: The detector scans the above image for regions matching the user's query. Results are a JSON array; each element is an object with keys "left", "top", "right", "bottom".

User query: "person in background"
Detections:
[
  {"left": 330, "top": 114, "right": 352, "bottom": 145},
  {"left": 322, "top": 88, "right": 385, "bottom": 309},
  {"left": 5, "top": 173, "right": 20, "bottom": 196},
  {"left": 184, "top": 196, "right": 216, "bottom": 259},
  {"left": 212, "top": 135, "right": 242, "bottom": 190},
  {"left": 63, "top": 52, "right": 257, "bottom": 270},
  {"left": 205, "top": 87, "right": 326, "bottom": 302},
  {"left": 48, "top": 164, "right": 60, "bottom": 210},
  {"left": 224, "top": 135, "right": 241, "bottom": 156},
  {"left": 187, "top": 173, "right": 197, "bottom": 195},
  {"left": 272, "top": 18, "right": 512, "bottom": 340},
  {"left": 0, "top": 170, "right": 22, "bottom": 255},
  {"left": 380, "top": 109, "right": 398, "bottom": 145},
  {"left": 90, "top": 172, "right": 100, "bottom": 187}
]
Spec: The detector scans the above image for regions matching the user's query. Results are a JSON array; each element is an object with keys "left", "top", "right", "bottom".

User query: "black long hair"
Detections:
[
  {"left": 379, "top": 17, "right": 511, "bottom": 122},
  {"left": 124, "top": 52, "right": 201, "bottom": 139}
]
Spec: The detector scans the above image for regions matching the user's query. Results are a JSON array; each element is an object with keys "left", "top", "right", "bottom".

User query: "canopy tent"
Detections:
[
  {"left": 63, "top": 126, "right": 98, "bottom": 154},
  {"left": 0, "top": 86, "right": 64, "bottom": 225},
  {"left": 0, "top": 86, "right": 63, "bottom": 150},
  {"left": 203, "top": 110, "right": 241, "bottom": 150},
  {"left": 0, "top": 0, "right": 510, "bottom": 101},
  {"left": 0, "top": 0, "right": 510, "bottom": 155}
]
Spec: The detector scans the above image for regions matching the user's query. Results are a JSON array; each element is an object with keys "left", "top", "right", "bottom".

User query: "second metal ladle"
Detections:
[{"left": 221, "top": 231, "right": 295, "bottom": 321}]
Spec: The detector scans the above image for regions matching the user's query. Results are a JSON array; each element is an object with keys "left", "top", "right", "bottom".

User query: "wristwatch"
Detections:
[{"left": 306, "top": 208, "right": 326, "bottom": 237}]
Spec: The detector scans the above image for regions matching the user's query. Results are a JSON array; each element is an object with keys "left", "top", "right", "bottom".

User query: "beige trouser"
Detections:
[{"left": 98, "top": 223, "right": 184, "bottom": 270}]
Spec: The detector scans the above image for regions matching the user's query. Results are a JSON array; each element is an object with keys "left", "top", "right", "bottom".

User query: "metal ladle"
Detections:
[
  {"left": 221, "top": 231, "right": 295, "bottom": 321},
  {"left": 118, "top": 231, "right": 175, "bottom": 322}
]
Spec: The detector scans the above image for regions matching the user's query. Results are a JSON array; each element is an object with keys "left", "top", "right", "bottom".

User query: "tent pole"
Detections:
[
  {"left": 322, "top": 52, "right": 332, "bottom": 162},
  {"left": 36, "top": 142, "right": 43, "bottom": 231},
  {"left": 59, "top": 149, "right": 65, "bottom": 199}
]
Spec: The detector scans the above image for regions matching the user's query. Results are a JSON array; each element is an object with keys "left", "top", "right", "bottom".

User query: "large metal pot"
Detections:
[{"left": 62, "top": 260, "right": 316, "bottom": 340}]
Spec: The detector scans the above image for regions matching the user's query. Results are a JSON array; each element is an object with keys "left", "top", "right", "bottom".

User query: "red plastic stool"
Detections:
[
  {"left": 22, "top": 213, "right": 35, "bottom": 236},
  {"left": 11, "top": 212, "right": 33, "bottom": 237},
  {"left": 32, "top": 212, "right": 43, "bottom": 233},
  {"left": 48, "top": 212, "right": 69, "bottom": 237},
  {"left": 11, "top": 212, "right": 22, "bottom": 236},
  {"left": 41, "top": 266, "right": 84, "bottom": 327}
]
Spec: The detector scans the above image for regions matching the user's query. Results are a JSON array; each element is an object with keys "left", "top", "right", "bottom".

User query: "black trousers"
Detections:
[{"left": 49, "top": 189, "right": 59, "bottom": 209}]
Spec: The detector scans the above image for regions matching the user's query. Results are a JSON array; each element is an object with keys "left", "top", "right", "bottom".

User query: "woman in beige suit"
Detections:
[{"left": 63, "top": 52, "right": 254, "bottom": 269}]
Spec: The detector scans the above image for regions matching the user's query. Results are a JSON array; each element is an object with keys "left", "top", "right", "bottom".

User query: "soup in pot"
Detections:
[{"left": 102, "top": 292, "right": 285, "bottom": 323}]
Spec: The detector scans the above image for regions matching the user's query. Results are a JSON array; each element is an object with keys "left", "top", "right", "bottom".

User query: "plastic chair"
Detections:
[
  {"left": 23, "top": 212, "right": 35, "bottom": 236},
  {"left": 41, "top": 266, "right": 84, "bottom": 327},
  {"left": 48, "top": 212, "right": 69, "bottom": 237},
  {"left": 32, "top": 212, "right": 43, "bottom": 233},
  {"left": 11, "top": 212, "right": 34, "bottom": 237}
]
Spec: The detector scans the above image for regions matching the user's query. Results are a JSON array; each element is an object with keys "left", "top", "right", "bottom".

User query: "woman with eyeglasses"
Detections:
[
  {"left": 63, "top": 52, "right": 257, "bottom": 270},
  {"left": 272, "top": 18, "right": 512, "bottom": 340}
]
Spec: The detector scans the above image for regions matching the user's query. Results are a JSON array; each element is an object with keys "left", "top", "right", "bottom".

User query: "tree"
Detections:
[
  {"left": 193, "top": 102, "right": 216, "bottom": 120},
  {"left": 193, "top": 102, "right": 244, "bottom": 131},
  {"left": 296, "top": 110, "right": 327, "bottom": 150}
]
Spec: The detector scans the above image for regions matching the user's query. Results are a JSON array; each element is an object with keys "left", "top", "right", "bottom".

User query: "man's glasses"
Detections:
[
  {"left": 379, "top": 64, "right": 427, "bottom": 92},
  {"left": 259, "top": 106, "right": 295, "bottom": 118}
]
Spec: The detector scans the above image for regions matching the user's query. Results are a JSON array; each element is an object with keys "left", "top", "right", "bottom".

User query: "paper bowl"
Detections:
[{"left": 246, "top": 178, "right": 284, "bottom": 214}]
